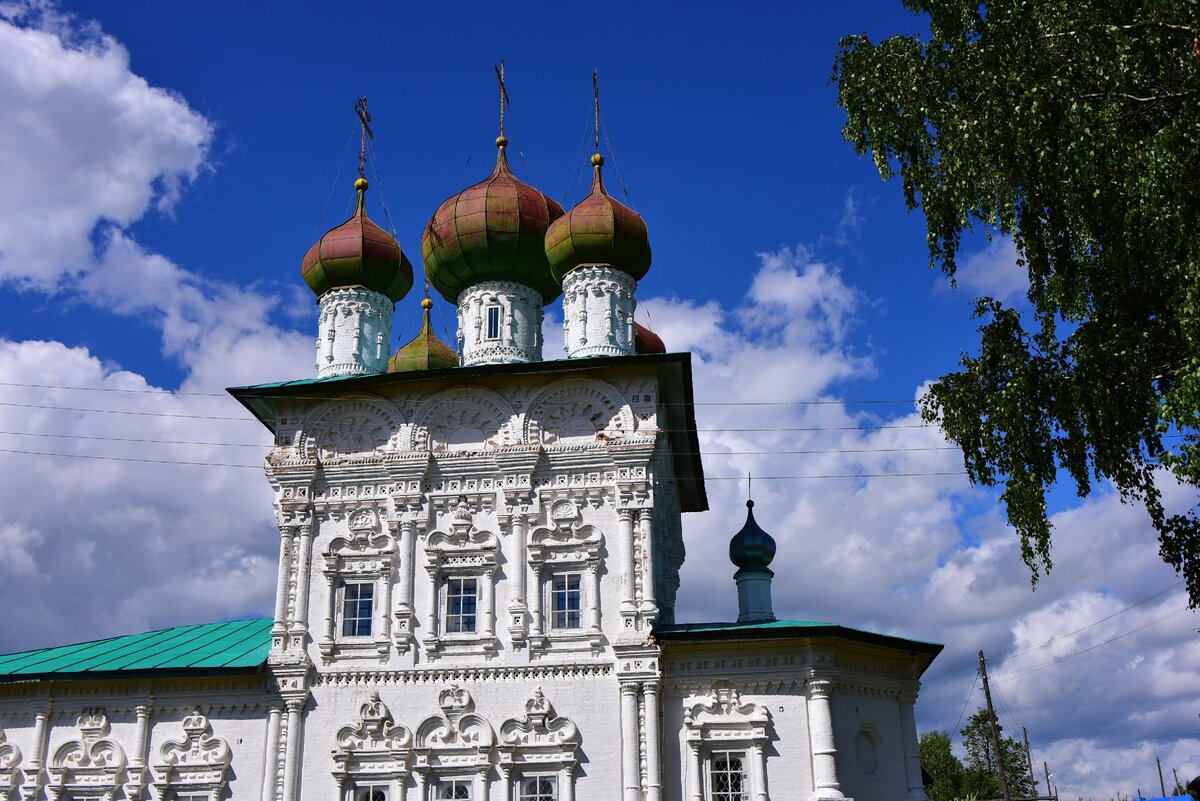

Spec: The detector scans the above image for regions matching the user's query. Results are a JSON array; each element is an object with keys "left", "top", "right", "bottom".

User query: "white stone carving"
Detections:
[
  {"left": 457, "top": 280, "right": 543, "bottom": 366},
  {"left": 523, "top": 377, "right": 638, "bottom": 447},
  {"left": 321, "top": 505, "right": 396, "bottom": 664},
  {"left": 682, "top": 683, "right": 772, "bottom": 801},
  {"left": 423, "top": 500, "right": 501, "bottom": 660},
  {"left": 562, "top": 266, "right": 637, "bottom": 358},
  {"left": 498, "top": 688, "right": 580, "bottom": 801},
  {"left": 410, "top": 386, "right": 513, "bottom": 452},
  {"left": 151, "top": 709, "right": 232, "bottom": 801},
  {"left": 47, "top": 709, "right": 127, "bottom": 801},
  {"left": 0, "top": 723, "right": 21, "bottom": 799},
  {"left": 332, "top": 693, "right": 414, "bottom": 795},
  {"left": 301, "top": 396, "right": 405, "bottom": 461},
  {"left": 412, "top": 686, "right": 495, "bottom": 800},
  {"left": 316, "top": 286, "right": 395, "bottom": 378}
]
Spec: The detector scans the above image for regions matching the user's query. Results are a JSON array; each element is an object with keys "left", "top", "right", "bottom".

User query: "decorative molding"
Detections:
[
  {"left": 522, "top": 377, "right": 639, "bottom": 447},
  {"left": 300, "top": 395, "right": 405, "bottom": 462},
  {"left": 0, "top": 723, "right": 21, "bottom": 799},
  {"left": 423, "top": 500, "right": 501, "bottom": 660},
  {"left": 562, "top": 267, "right": 637, "bottom": 358},
  {"left": 410, "top": 385, "right": 514, "bottom": 452},
  {"left": 457, "top": 280, "right": 543, "bottom": 366},
  {"left": 47, "top": 709, "right": 127, "bottom": 801},
  {"left": 412, "top": 686, "right": 495, "bottom": 790},
  {"left": 152, "top": 708, "right": 232, "bottom": 801},
  {"left": 315, "top": 286, "right": 394, "bottom": 378},
  {"left": 498, "top": 687, "right": 579, "bottom": 768},
  {"left": 332, "top": 693, "right": 414, "bottom": 795},
  {"left": 312, "top": 662, "right": 613, "bottom": 687}
]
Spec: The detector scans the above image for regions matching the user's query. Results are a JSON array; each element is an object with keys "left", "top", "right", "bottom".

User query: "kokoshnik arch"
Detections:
[{"left": 0, "top": 80, "right": 941, "bottom": 801}]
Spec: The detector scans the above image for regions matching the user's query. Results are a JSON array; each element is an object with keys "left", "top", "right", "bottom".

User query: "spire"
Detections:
[{"left": 730, "top": 499, "right": 777, "bottom": 623}]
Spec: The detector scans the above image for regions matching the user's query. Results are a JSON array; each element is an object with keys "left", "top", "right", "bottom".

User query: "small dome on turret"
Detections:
[
  {"left": 634, "top": 322, "right": 666, "bottom": 354},
  {"left": 421, "top": 138, "right": 565, "bottom": 306},
  {"left": 302, "top": 178, "right": 414, "bottom": 302},
  {"left": 388, "top": 298, "right": 459, "bottom": 372},
  {"left": 545, "top": 154, "right": 651, "bottom": 286},
  {"left": 729, "top": 500, "right": 777, "bottom": 570}
]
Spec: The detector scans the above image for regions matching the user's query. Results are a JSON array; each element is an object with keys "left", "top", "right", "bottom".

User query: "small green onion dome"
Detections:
[
  {"left": 729, "top": 500, "right": 777, "bottom": 571},
  {"left": 545, "top": 154, "right": 651, "bottom": 286},
  {"left": 302, "top": 178, "right": 414, "bottom": 302},
  {"left": 421, "top": 139, "right": 565, "bottom": 306},
  {"left": 388, "top": 298, "right": 459, "bottom": 372}
]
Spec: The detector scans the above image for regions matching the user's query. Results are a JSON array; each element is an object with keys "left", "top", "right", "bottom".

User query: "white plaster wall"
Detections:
[
  {"left": 456, "top": 280, "right": 543, "bottom": 366},
  {"left": 831, "top": 692, "right": 909, "bottom": 801},
  {"left": 316, "top": 287, "right": 395, "bottom": 378}
]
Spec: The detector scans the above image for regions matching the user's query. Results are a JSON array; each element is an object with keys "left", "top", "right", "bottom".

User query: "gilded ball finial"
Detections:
[
  {"left": 421, "top": 297, "right": 433, "bottom": 310},
  {"left": 355, "top": 177, "right": 369, "bottom": 192},
  {"left": 495, "top": 135, "right": 508, "bottom": 149},
  {"left": 591, "top": 153, "right": 604, "bottom": 167}
]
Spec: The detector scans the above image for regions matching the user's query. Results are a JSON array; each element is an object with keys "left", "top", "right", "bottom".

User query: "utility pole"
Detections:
[
  {"left": 979, "top": 650, "right": 1012, "bottom": 801},
  {"left": 1157, "top": 756, "right": 1166, "bottom": 797},
  {"left": 1174, "top": 768, "right": 1182, "bottom": 796},
  {"left": 1043, "top": 762, "right": 1053, "bottom": 801},
  {"left": 1024, "top": 726, "right": 1036, "bottom": 794}
]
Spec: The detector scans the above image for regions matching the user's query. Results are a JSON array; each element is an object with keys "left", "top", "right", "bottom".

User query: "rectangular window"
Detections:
[
  {"left": 340, "top": 582, "right": 374, "bottom": 637},
  {"left": 445, "top": 577, "right": 478, "bottom": 633},
  {"left": 485, "top": 305, "right": 501, "bottom": 340},
  {"left": 172, "top": 795, "right": 209, "bottom": 801},
  {"left": 550, "top": 573, "right": 582, "bottom": 630},
  {"left": 438, "top": 779, "right": 472, "bottom": 799},
  {"left": 709, "top": 751, "right": 748, "bottom": 801},
  {"left": 353, "top": 785, "right": 389, "bottom": 801},
  {"left": 518, "top": 776, "right": 557, "bottom": 801}
]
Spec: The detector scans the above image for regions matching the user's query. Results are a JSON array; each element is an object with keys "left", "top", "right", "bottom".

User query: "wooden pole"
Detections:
[
  {"left": 1044, "top": 761, "right": 1052, "bottom": 801},
  {"left": 979, "top": 650, "right": 1012, "bottom": 801},
  {"left": 1023, "top": 726, "right": 1036, "bottom": 793},
  {"left": 1157, "top": 756, "right": 1166, "bottom": 797}
]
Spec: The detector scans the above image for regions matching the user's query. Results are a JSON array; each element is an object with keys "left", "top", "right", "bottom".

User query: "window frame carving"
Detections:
[
  {"left": 497, "top": 689, "right": 579, "bottom": 801},
  {"left": 47, "top": 709, "right": 127, "bottom": 801},
  {"left": 320, "top": 507, "right": 395, "bottom": 664},
  {"left": 527, "top": 500, "right": 603, "bottom": 653},
  {"left": 682, "top": 683, "right": 771, "bottom": 801},
  {"left": 412, "top": 687, "right": 495, "bottom": 801},
  {"left": 0, "top": 723, "right": 22, "bottom": 800},
  {"left": 331, "top": 693, "right": 413, "bottom": 801},
  {"left": 422, "top": 502, "right": 500, "bottom": 661},
  {"left": 151, "top": 709, "right": 232, "bottom": 801}
]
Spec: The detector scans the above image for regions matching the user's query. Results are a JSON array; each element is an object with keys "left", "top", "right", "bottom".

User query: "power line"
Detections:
[
  {"left": 0, "top": 400, "right": 254, "bottom": 421},
  {"left": 953, "top": 670, "right": 980, "bottom": 734},
  {"left": 0, "top": 430, "right": 269, "bottom": 449},
  {"left": 0, "top": 447, "right": 261, "bottom": 469}
]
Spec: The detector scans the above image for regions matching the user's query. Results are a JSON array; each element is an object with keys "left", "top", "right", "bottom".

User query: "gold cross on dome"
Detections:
[
  {"left": 354, "top": 95, "right": 373, "bottom": 180},
  {"left": 494, "top": 60, "right": 510, "bottom": 138}
]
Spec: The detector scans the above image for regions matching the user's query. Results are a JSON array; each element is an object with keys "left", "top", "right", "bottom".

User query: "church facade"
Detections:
[{"left": 0, "top": 99, "right": 940, "bottom": 801}]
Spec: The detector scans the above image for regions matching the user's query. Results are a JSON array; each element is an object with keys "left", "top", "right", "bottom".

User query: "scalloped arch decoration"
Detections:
[
  {"left": 523, "top": 377, "right": 636, "bottom": 446},
  {"left": 410, "top": 386, "right": 514, "bottom": 452},
  {"left": 301, "top": 394, "right": 407, "bottom": 461}
]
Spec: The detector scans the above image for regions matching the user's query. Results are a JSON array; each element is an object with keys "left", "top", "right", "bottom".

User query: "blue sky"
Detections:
[{"left": 0, "top": 2, "right": 1196, "bottom": 797}]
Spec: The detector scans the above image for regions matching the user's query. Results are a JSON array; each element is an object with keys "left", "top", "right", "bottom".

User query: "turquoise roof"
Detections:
[
  {"left": 654, "top": 618, "right": 944, "bottom": 653},
  {"left": 0, "top": 617, "right": 272, "bottom": 680}
]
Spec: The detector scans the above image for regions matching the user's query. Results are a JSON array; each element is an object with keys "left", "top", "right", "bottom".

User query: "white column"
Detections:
[
  {"left": 260, "top": 705, "right": 283, "bottom": 801},
  {"left": 292, "top": 525, "right": 314, "bottom": 628},
  {"left": 644, "top": 683, "right": 662, "bottom": 801},
  {"left": 639, "top": 510, "right": 657, "bottom": 615},
  {"left": 482, "top": 568, "right": 496, "bottom": 639},
  {"left": 807, "top": 678, "right": 845, "bottom": 800},
  {"left": 586, "top": 563, "right": 602, "bottom": 634},
  {"left": 426, "top": 569, "right": 440, "bottom": 634},
  {"left": 281, "top": 699, "right": 305, "bottom": 801},
  {"left": 618, "top": 510, "right": 636, "bottom": 613},
  {"left": 473, "top": 768, "right": 487, "bottom": 801},
  {"left": 272, "top": 529, "right": 293, "bottom": 637},
  {"left": 397, "top": 521, "right": 415, "bottom": 610},
  {"left": 26, "top": 700, "right": 51, "bottom": 794},
  {"left": 131, "top": 701, "right": 152, "bottom": 769},
  {"left": 529, "top": 564, "right": 544, "bottom": 637},
  {"left": 414, "top": 772, "right": 427, "bottom": 801},
  {"left": 620, "top": 683, "right": 641, "bottom": 801},
  {"left": 750, "top": 747, "right": 768, "bottom": 801},
  {"left": 900, "top": 687, "right": 929, "bottom": 800},
  {"left": 379, "top": 564, "right": 394, "bottom": 642},
  {"left": 559, "top": 766, "right": 575, "bottom": 801},
  {"left": 323, "top": 572, "right": 337, "bottom": 642},
  {"left": 510, "top": 515, "right": 528, "bottom": 607},
  {"left": 685, "top": 741, "right": 702, "bottom": 801}
]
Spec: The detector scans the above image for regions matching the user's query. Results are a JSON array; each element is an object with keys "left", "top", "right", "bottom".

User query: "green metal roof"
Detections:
[
  {"left": 0, "top": 617, "right": 272, "bottom": 681},
  {"left": 653, "top": 619, "right": 944, "bottom": 662}
]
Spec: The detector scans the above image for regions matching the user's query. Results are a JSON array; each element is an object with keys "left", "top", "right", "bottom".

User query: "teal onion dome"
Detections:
[
  {"left": 301, "top": 178, "right": 414, "bottom": 302},
  {"left": 421, "top": 139, "right": 565, "bottom": 306},
  {"left": 545, "top": 155, "right": 651, "bottom": 286},
  {"left": 729, "top": 500, "right": 776, "bottom": 570}
]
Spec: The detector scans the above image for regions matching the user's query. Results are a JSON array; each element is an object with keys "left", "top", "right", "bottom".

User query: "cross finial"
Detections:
[
  {"left": 354, "top": 96, "right": 373, "bottom": 181},
  {"left": 494, "top": 60, "right": 510, "bottom": 141},
  {"left": 593, "top": 69, "right": 601, "bottom": 156},
  {"left": 747, "top": 471, "right": 752, "bottom": 501}
]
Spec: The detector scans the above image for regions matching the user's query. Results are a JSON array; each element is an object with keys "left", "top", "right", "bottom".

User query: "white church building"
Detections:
[{"left": 0, "top": 102, "right": 941, "bottom": 801}]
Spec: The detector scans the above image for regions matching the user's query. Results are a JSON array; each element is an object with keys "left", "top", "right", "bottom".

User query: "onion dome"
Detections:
[
  {"left": 729, "top": 500, "right": 776, "bottom": 571},
  {"left": 545, "top": 154, "right": 651, "bottom": 286},
  {"left": 421, "top": 138, "right": 565, "bottom": 306},
  {"left": 634, "top": 322, "right": 666, "bottom": 354},
  {"left": 302, "top": 178, "right": 414, "bottom": 302},
  {"left": 388, "top": 298, "right": 458, "bottom": 372}
]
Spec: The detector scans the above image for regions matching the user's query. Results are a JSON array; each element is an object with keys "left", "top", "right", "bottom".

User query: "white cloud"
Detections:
[
  {"left": 944, "top": 236, "right": 1030, "bottom": 303},
  {"left": 0, "top": 4, "right": 211, "bottom": 289}
]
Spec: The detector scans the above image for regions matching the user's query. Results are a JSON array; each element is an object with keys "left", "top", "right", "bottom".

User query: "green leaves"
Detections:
[{"left": 836, "top": 0, "right": 1200, "bottom": 606}]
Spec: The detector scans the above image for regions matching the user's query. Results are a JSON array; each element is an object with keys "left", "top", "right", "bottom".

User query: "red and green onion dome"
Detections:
[
  {"left": 388, "top": 298, "right": 459, "bottom": 372},
  {"left": 545, "top": 154, "right": 651, "bottom": 286},
  {"left": 421, "top": 138, "right": 566, "bottom": 305},
  {"left": 301, "top": 178, "right": 414, "bottom": 303}
]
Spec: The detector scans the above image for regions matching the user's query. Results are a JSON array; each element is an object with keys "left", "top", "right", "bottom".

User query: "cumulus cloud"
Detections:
[{"left": 943, "top": 236, "right": 1030, "bottom": 304}]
